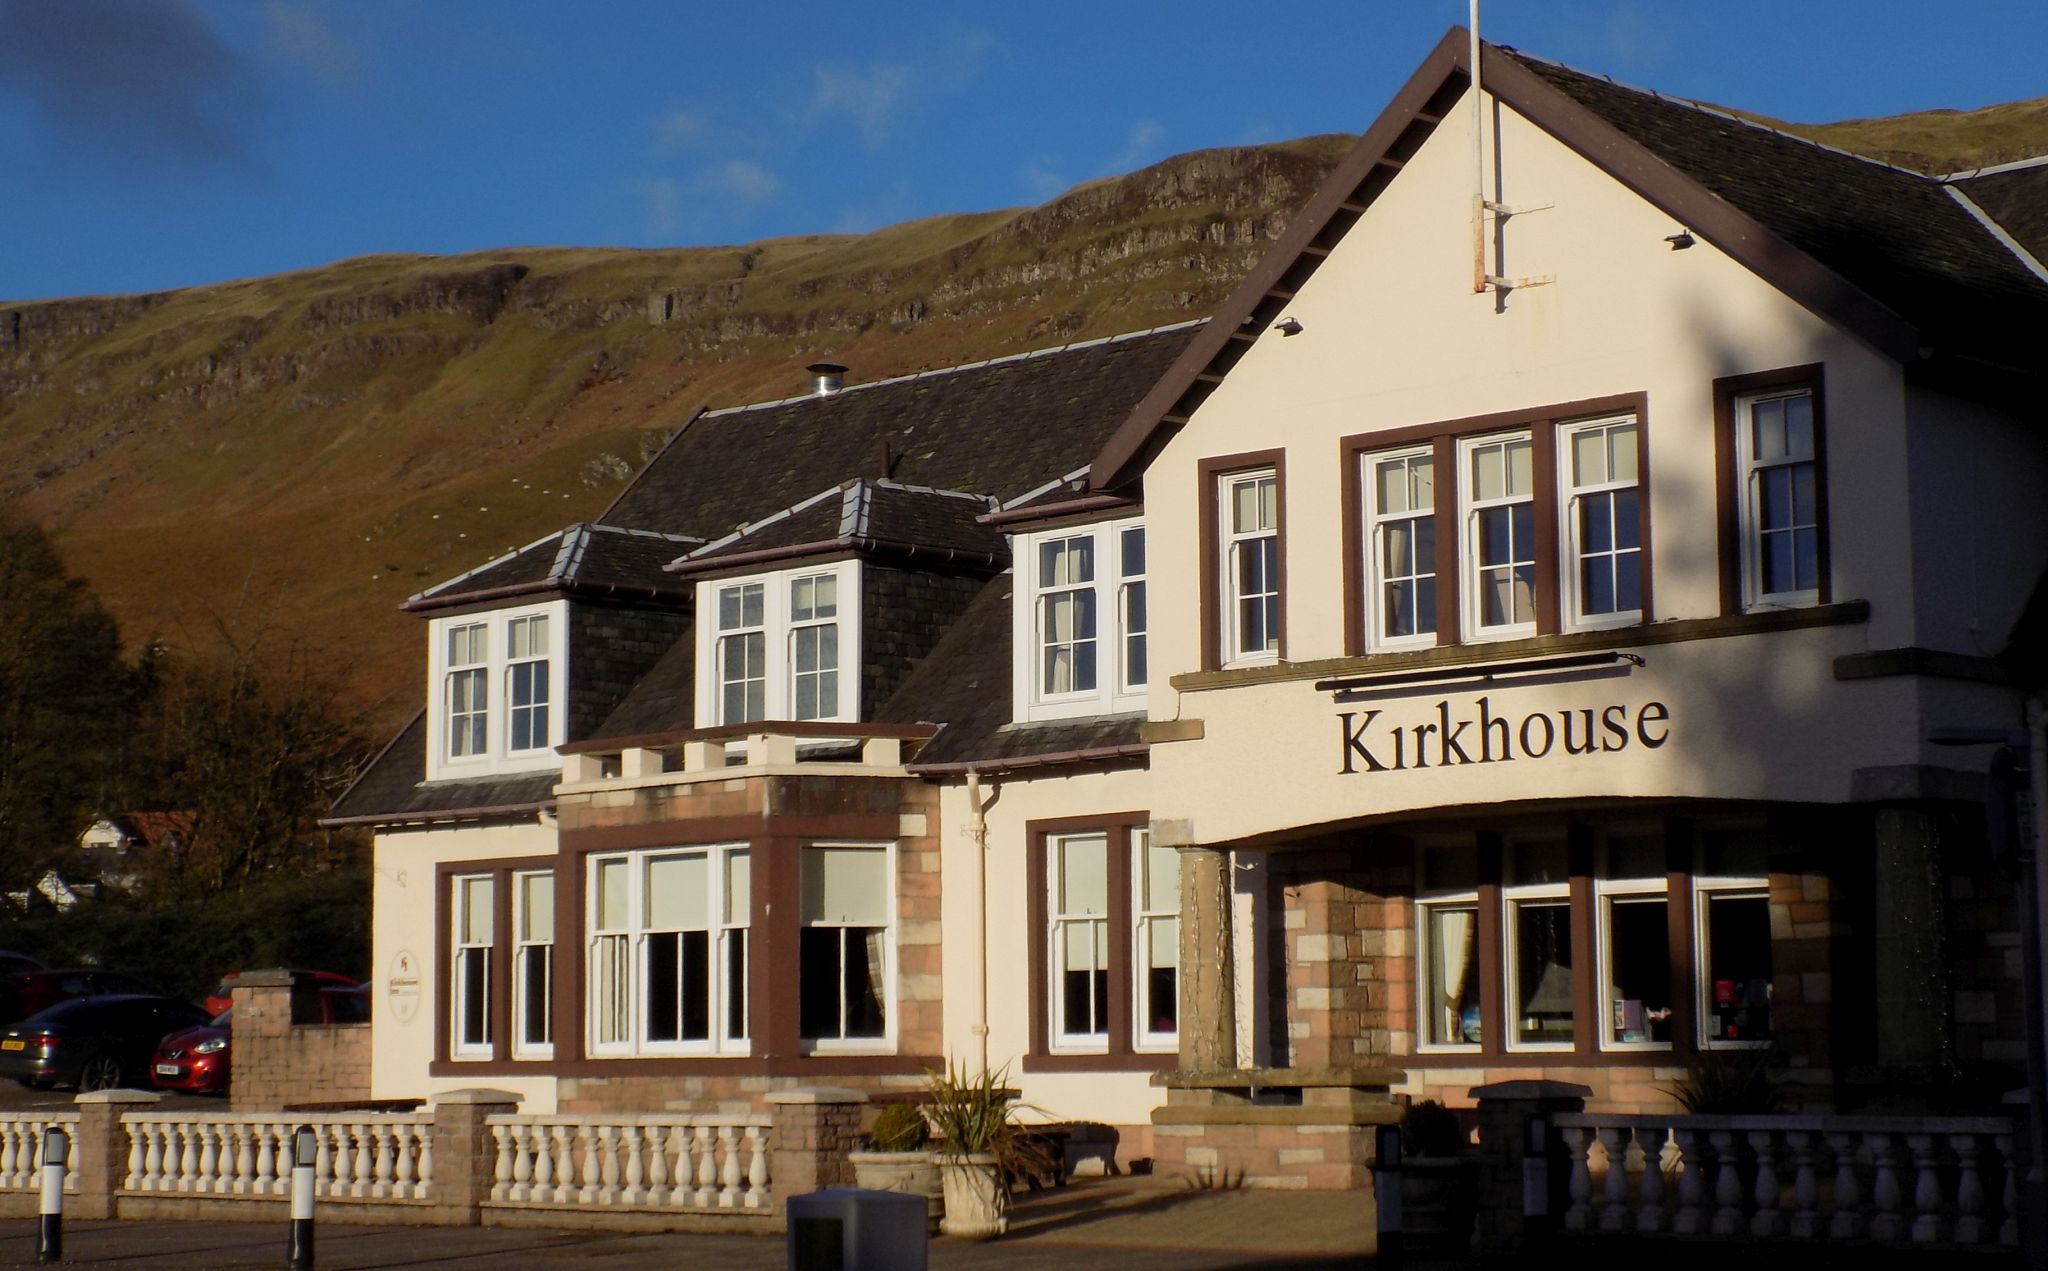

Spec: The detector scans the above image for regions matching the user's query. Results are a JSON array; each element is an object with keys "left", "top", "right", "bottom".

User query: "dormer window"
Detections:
[
  {"left": 1013, "top": 516, "right": 1147, "bottom": 722},
  {"left": 695, "top": 562, "right": 860, "bottom": 726},
  {"left": 426, "top": 599, "right": 567, "bottom": 779}
]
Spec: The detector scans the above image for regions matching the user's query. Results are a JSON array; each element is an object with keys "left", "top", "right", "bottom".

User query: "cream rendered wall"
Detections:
[
  {"left": 370, "top": 821, "right": 559, "bottom": 1112},
  {"left": 1139, "top": 92, "right": 1927, "bottom": 846},
  {"left": 935, "top": 768, "right": 1167, "bottom": 1127}
]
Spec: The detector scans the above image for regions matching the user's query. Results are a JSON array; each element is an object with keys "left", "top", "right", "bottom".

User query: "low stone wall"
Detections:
[{"left": 231, "top": 972, "right": 370, "bottom": 1111}]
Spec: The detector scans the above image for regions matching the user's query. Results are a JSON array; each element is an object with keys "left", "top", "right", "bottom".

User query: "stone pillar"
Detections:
[
  {"left": 1177, "top": 845, "right": 1236, "bottom": 1071},
  {"left": 230, "top": 969, "right": 295, "bottom": 1111},
  {"left": 71, "top": 1089, "right": 161, "bottom": 1219},
  {"left": 767, "top": 1086, "right": 867, "bottom": 1197},
  {"left": 1873, "top": 806, "right": 1951, "bottom": 1074},
  {"left": 426, "top": 1088, "right": 522, "bottom": 1224},
  {"left": 1469, "top": 1080, "right": 1590, "bottom": 1252}
]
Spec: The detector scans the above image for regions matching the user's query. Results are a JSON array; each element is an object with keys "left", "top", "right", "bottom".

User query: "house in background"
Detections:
[{"left": 327, "top": 27, "right": 2048, "bottom": 1188}]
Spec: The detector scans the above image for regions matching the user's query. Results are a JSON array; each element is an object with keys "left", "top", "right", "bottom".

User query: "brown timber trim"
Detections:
[
  {"left": 1663, "top": 816, "right": 1700, "bottom": 1058},
  {"left": 1474, "top": 833, "right": 1504, "bottom": 1057},
  {"left": 1566, "top": 824, "right": 1597, "bottom": 1061},
  {"left": 1171, "top": 599, "right": 1869, "bottom": 693},
  {"left": 429, "top": 1054, "right": 938, "bottom": 1080},
  {"left": 1197, "top": 449, "right": 1287, "bottom": 672},
  {"left": 1834, "top": 647, "right": 2011, "bottom": 684},
  {"left": 402, "top": 579, "right": 694, "bottom": 616},
  {"left": 981, "top": 493, "right": 1141, "bottom": 531},
  {"left": 1023, "top": 811, "right": 1168, "bottom": 1075},
  {"left": 1713, "top": 364, "right": 1830, "bottom": 615},
  {"left": 560, "top": 814, "right": 901, "bottom": 854},
  {"left": 321, "top": 799, "right": 552, "bottom": 830},
  {"left": 907, "top": 742, "right": 1149, "bottom": 778}
]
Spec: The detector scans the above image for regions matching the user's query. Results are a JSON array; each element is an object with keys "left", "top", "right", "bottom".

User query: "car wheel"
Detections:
[{"left": 77, "top": 1054, "right": 122, "bottom": 1092}]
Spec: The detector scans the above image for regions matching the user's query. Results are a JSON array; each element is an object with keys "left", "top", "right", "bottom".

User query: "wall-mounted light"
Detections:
[
  {"left": 1664, "top": 230, "right": 1696, "bottom": 251},
  {"left": 1274, "top": 317, "right": 1304, "bottom": 336}
]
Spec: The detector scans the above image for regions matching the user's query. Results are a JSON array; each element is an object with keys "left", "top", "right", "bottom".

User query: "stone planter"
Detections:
[
  {"left": 936, "top": 1152, "right": 1008, "bottom": 1239},
  {"left": 848, "top": 1149, "right": 943, "bottom": 1234},
  {"left": 1399, "top": 1156, "right": 1479, "bottom": 1253}
]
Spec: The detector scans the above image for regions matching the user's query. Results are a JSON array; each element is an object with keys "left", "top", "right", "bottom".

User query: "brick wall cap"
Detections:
[
  {"left": 429, "top": 1088, "right": 525, "bottom": 1107},
  {"left": 1469, "top": 1080, "right": 1594, "bottom": 1101},
  {"left": 233, "top": 970, "right": 298, "bottom": 988},
  {"left": 766, "top": 1086, "right": 868, "bottom": 1105},
  {"left": 1154, "top": 1065, "right": 1405, "bottom": 1090},
  {"left": 75, "top": 1089, "right": 164, "bottom": 1106}
]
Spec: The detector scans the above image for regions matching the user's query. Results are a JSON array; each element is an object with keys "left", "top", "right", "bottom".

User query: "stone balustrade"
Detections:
[
  {"left": 1553, "top": 1112, "right": 2022, "bottom": 1248},
  {"left": 0, "top": 1115, "right": 80, "bottom": 1193},
  {"left": 485, "top": 1114, "right": 772, "bottom": 1211},
  {"left": 121, "top": 1112, "right": 434, "bottom": 1202}
]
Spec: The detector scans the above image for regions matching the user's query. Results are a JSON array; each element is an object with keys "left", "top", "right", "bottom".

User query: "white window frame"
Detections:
[
  {"left": 1220, "top": 471, "right": 1280, "bottom": 667},
  {"left": 1736, "top": 387, "right": 1821, "bottom": 610},
  {"left": 1559, "top": 414, "right": 1643, "bottom": 631},
  {"left": 1501, "top": 841, "right": 1573, "bottom": 1054},
  {"left": 584, "top": 845, "right": 752, "bottom": 1059},
  {"left": 1361, "top": 445, "right": 1439, "bottom": 652},
  {"left": 512, "top": 870, "right": 554, "bottom": 1060},
  {"left": 713, "top": 581, "right": 768, "bottom": 725},
  {"left": 1594, "top": 864, "right": 1672, "bottom": 1054},
  {"left": 1695, "top": 870, "right": 1773, "bottom": 1051},
  {"left": 450, "top": 874, "right": 495, "bottom": 1061},
  {"left": 799, "top": 841, "right": 896, "bottom": 1055},
  {"left": 1012, "top": 516, "right": 1148, "bottom": 722},
  {"left": 1459, "top": 432, "right": 1538, "bottom": 641},
  {"left": 1117, "top": 525, "right": 1148, "bottom": 696},
  {"left": 426, "top": 598, "right": 568, "bottom": 781},
  {"left": 1132, "top": 827, "right": 1180, "bottom": 1053},
  {"left": 693, "top": 562, "right": 861, "bottom": 727},
  {"left": 1413, "top": 841, "right": 1482, "bottom": 1055},
  {"left": 505, "top": 614, "right": 554, "bottom": 754},
  {"left": 1047, "top": 831, "right": 1112, "bottom": 1053}
]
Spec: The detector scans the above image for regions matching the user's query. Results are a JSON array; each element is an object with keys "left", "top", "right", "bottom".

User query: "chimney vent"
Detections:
[{"left": 807, "top": 362, "right": 849, "bottom": 397}]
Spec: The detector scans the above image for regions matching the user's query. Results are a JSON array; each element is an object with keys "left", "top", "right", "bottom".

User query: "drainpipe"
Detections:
[{"left": 966, "top": 770, "right": 992, "bottom": 1074}]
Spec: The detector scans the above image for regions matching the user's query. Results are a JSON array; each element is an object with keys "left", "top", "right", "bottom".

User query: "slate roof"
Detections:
[
  {"left": 873, "top": 575, "right": 1146, "bottom": 773},
  {"left": 1503, "top": 49, "right": 2048, "bottom": 372},
  {"left": 325, "top": 714, "right": 557, "bottom": 826},
  {"left": 1948, "top": 159, "right": 2048, "bottom": 268},
  {"left": 582, "top": 628, "right": 700, "bottom": 742},
  {"left": 671, "top": 478, "right": 1004, "bottom": 574},
  {"left": 604, "top": 322, "right": 1201, "bottom": 537},
  {"left": 405, "top": 523, "right": 701, "bottom": 612}
]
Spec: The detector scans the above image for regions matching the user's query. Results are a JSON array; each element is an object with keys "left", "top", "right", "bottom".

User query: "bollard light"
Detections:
[
  {"left": 288, "top": 1124, "right": 318, "bottom": 1271},
  {"left": 36, "top": 1127, "right": 67, "bottom": 1265}
]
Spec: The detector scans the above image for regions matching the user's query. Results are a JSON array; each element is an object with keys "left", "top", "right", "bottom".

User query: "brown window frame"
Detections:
[
  {"left": 1199, "top": 450, "right": 1287, "bottom": 671},
  {"left": 1713, "top": 365, "right": 1830, "bottom": 615},
  {"left": 1023, "top": 812, "right": 1174, "bottom": 1073},
  {"left": 1339, "top": 394, "right": 1652, "bottom": 656}
]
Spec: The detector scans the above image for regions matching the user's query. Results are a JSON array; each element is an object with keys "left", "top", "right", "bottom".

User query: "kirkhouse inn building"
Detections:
[{"left": 327, "top": 30, "right": 2048, "bottom": 1189}]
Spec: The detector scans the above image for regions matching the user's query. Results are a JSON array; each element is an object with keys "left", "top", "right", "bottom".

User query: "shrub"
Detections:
[
  {"left": 1667, "top": 1047, "right": 1781, "bottom": 1114},
  {"left": 1399, "top": 1100, "right": 1469, "bottom": 1158},
  {"left": 869, "top": 1101, "right": 930, "bottom": 1152}
]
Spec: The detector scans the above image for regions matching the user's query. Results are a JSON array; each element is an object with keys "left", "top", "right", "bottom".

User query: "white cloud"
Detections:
[
  {"left": 1110, "top": 118, "right": 1166, "bottom": 174},
  {"left": 808, "top": 62, "right": 913, "bottom": 148},
  {"left": 638, "top": 178, "right": 680, "bottom": 238},
  {"left": 651, "top": 107, "right": 715, "bottom": 153},
  {"left": 696, "top": 159, "right": 780, "bottom": 204},
  {"left": 263, "top": 0, "right": 357, "bottom": 87},
  {"left": 1020, "top": 162, "right": 1067, "bottom": 202}
]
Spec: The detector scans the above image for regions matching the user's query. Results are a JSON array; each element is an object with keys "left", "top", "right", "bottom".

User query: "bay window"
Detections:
[
  {"left": 1015, "top": 517, "right": 1147, "bottom": 721},
  {"left": 1415, "top": 847, "right": 1480, "bottom": 1051},
  {"left": 427, "top": 600, "right": 566, "bottom": 778},
  {"left": 1595, "top": 835, "right": 1670, "bottom": 1049},
  {"left": 695, "top": 563, "right": 859, "bottom": 726},
  {"left": 1503, "top": 840, "right": 1573, "bottom": 1050},
  {"left": 587, "top": 845, "right": 751, "bottom": 1056},
  {"left": 799, "top": 844, "right": 891, "bottom": 1047}
]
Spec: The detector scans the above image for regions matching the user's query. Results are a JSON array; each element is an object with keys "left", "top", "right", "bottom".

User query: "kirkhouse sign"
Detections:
[{"left": 1337, "top": 696, "right": 1671, "bottom": 775}]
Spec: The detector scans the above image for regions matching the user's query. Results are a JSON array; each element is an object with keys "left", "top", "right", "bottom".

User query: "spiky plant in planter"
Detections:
[
  {"left": 923, "top": 1062, "right": 1052, "bottom": 1240},
  {"left": 849, "top": 1100, "right": 942, "bottom": 1232}
]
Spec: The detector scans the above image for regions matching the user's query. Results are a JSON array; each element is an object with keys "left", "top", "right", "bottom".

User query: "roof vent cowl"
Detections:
[{"left": 807, "top": 362, "right": 849, "bottom": 397}]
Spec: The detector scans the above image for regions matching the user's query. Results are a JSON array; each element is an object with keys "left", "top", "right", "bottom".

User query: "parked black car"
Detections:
[
  {"left": 0, "top": 969, "right": 158, "bottom": 1026},
  {"left": 0, "top": 995, "right": 211, "bottom": 1091}
]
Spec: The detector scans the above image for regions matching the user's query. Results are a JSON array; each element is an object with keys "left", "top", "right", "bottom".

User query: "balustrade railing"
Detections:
[
  {"left": 1554, "top": 1113, "right": 2021, "bottom": 1247},
  {"left": 0, "top": 1116, "right": 79, "bottom": 1192},
  {"left": 122, "top": 1112, "right": 433, "bottom": 1202},
  {"left": 485, "top": 1114, "right": 772, "bottom": 1211}
]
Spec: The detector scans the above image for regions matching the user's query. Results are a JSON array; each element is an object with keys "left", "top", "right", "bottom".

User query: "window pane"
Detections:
[
  {"left": 1610, "top": 423, "right": 1638, "bottom": 483},
  {"left": 725, "top": 929, "right": 749, "bottom": 1040},
  {"left": 520, "top": 873, "right": 553, "bottom": 938},
  {"left": 1121, "top": 526, "right": 1146, "bottom": 577},
  {"left": 1505, "top": 438, "right": 1532, "bottom": 495},
  {"left": 595, "top": 859, "right": 628, "bottom": 929},
  {"left": 1782, "top": 393, "right": 1813, "bottom": 459},
  {"left": 1145, "top": 842, "right": 1180, "bottom": 912},
  {"left": 1573, "top": 428, "right": 1606, "bottom": 486},
  {"left": 646, "top": 931, "right": 680, "bottom": 1041},
  {"left": 1508, "top": 841, "right": 1569, "bottom": 887},
  {"left": 1752, "top": 398, "right": 1786, "bottom": 461},
  {"left": 1605, "top": 896, "right": 1671, "bottom": 1044},
  {"left": 1423, "top": 904, "right": 1481, "bottom": 1046},
  {"left": 1512, "top": 898, "right": 1574, "bottom": 1044},
  {"left": 519, "top": 945, "right": 551, "bottom": 1046},
  {"left": 646, "top": 854, "right": 707, "bottom": 929},
  {"left": 798, "top": 927, "right": 838, "bottom": 1039},
  {"left": 845, "top": 928, "right": 887, "bottom": 1038},
  {"left": 802, "top": 846, "right": 889, "bottom": 925},
  {"left": 1704, "top": 893, "right": 1773, "bottom": 1041},
  {"left": 459, "top": 949, "right": 489, "bottom": 1046},
  {"left": 725, "top": 850, "right": 750, "bottom": 925},
  {"left": 1058, "top": 835, "right": 1109, "bottom": 915},
  {"left": 461, "top": 876, "right": 494, "bottom": 944},
  {"left": 1377, "top": 458, "right": 1411, "bottom": 515}
]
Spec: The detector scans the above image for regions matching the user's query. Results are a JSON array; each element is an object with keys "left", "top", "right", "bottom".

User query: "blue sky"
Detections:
[{"left": 3, "top": 0, "right": 2044, "bottom": 301}]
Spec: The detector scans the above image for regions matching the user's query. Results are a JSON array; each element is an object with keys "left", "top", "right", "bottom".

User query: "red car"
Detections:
[
  {"left": 204, "top": 969, "right": 359, "bottom": 1017},
  {"left": 153, "top": 986, "right": 369, "bottom": 1094}
]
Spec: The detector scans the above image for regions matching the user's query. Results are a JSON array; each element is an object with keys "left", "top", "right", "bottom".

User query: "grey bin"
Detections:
[{"left": 787, "top": 1188, "right": 929, "bottom": 1271}]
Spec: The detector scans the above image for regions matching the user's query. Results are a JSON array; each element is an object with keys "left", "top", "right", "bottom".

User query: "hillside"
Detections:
[{"left": 6, "top": 94, "right": 2045, "bottom": 734}]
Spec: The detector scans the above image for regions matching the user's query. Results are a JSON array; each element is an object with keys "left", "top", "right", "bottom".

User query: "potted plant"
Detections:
[
  {"left": 849, "top": 1101, "right": 942, "bottom": 1234},
  {"left": 1395, "top": 1101, "right": 1478, "bottom": 1253},
  {"left": 922, "top": 1061, "right": 1035, "bottom": 1240}
]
